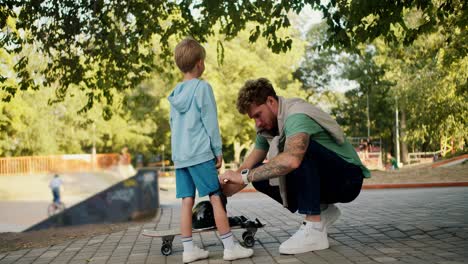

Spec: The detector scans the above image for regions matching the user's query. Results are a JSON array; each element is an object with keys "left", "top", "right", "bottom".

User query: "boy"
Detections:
[
  {"left": 49, "top": 174, "right": 63, "bottom": 206},
  {"left": 168, "top": 38, "right": 253, "bottom": 263}
]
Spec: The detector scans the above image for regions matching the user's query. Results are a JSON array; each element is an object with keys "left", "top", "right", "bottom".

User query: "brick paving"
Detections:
[{"left": 1, "top": 187, "right": 467, "bottom": 264}]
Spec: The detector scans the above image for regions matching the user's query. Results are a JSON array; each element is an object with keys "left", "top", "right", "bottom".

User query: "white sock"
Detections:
[
  {"left": 220, "top": 231, "right": 234, "bottom": 250},
  {"left": 181, "top": 236, "right": 194, "bottom": 252}
]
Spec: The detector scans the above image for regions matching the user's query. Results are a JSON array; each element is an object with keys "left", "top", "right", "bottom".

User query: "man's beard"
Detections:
[{"left": 267, "top": 125, "right": 279, "bottom": 136}]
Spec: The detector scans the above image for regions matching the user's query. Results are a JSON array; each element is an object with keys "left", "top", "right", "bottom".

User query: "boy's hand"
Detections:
[{"left": 215, "top": 155, "right": 223, "bottom": 169}]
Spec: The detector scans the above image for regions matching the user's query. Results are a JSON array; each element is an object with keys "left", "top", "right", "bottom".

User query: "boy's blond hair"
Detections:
[{"left": 174, "top": 38, "right": 206, "bottom": 73}]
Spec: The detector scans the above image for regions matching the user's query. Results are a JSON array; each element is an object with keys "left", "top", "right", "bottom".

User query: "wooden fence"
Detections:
[{"left": 0, "top": 153, "right": 119, "bottom": 175}]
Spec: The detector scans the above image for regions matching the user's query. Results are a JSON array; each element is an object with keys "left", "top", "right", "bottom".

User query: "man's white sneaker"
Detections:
[
  {"left": 223, "top": 243, "right": 254, "bottom": 261},
  {"left": 321, "top": 204, "right": 341, "bottom": 228},
  {"left": 279, "top": 222, "right": 329, "bottom": 254},
  {"left": 183, "top": 246, "right": 209, "bottom": 263}
]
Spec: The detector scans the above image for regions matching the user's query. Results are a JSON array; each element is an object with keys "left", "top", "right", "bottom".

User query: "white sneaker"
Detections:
[
  {"left": 321, "top": 204, "right": 341, "bottom": 228},
  {"left": 279, "top": 222, "right": 329, "bottom": 254},
  {"left": 183, "top": 246, "right": 209, "bottom": 263},
  {"left": 223, "top": 243, "right": 254, "bottom": 261}
]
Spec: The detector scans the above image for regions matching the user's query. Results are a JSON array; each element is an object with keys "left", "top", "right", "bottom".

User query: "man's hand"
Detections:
[
  {"left": 219, "top": 170, "right": 243, "bottom": 185},
  {"left": 215, "top": 155, "right": 223, "bottom": 169}
]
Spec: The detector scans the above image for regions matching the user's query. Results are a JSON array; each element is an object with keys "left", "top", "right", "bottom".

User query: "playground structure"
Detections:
[
  {"left": 348, "top": 137, "right": 383, "bottom": 170},
  {"left": 347, "top": 137, "right": 464, "bottom": 170},
  {"left": 439, "top": 135, "right": 465, "bottom": 157}
]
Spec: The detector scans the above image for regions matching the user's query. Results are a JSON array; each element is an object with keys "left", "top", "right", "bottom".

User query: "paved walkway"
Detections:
[{"left": 1, "top": 187, "right": 467, "bottom": 264}]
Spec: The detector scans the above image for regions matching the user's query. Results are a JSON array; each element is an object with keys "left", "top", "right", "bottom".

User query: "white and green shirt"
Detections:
[{"left": 255, "top": 113, "right": 370, "bottom": 178}]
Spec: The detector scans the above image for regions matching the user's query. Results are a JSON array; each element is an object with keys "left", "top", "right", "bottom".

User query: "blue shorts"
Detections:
[{"left": 176, "top": 159, "right": 221, "bottom": 198}]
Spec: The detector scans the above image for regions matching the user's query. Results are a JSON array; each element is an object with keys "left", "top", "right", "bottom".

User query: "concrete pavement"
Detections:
[{"left": 1, "top": 187, "right": 467, "bottom": 263}]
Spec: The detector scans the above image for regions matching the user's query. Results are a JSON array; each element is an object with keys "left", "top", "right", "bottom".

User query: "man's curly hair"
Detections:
[{"left": 236, "top": 78, "right": 278, "bottom": 114}]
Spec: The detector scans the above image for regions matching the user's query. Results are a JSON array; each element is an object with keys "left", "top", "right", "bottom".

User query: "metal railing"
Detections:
[
  {"left": 407, "top": 151, "right": 440, "bottom": 164},
  {"left": 359, "top": 152, "right": 383, "bottom": 170}
]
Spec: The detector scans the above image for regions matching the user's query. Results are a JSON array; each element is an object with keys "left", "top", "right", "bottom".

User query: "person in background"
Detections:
[
  {"left": 118, "top": 146, "right": 136, "bottom": 178},
  {"left": 359, "top": 138, "right": 369, "bottom": 159},
  {"left": 49, "top": 174, "right": 63, "bottom": 206},
  {"left": 387, "top": 153, "right": 399, "bottom": 170}
]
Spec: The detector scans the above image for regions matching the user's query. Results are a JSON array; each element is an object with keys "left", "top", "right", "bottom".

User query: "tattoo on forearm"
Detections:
[
  {"left": 249, "top": 157, "right": 290, "bottom": 182},
  {"left": 249, "top": 133, "right": 309, "bottom": 182},
  {"left": 286, "top": 133, "right": 309, "bottom": 160}
]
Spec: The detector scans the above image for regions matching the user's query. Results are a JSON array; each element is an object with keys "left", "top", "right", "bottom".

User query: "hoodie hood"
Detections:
[{"left": 168, "top": 79, "right": 200, "bottom": 113}]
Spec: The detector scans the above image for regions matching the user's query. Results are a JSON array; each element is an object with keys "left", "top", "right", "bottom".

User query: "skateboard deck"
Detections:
[{"left": 142, "top": 217, "right": 264, "bottom": 256}]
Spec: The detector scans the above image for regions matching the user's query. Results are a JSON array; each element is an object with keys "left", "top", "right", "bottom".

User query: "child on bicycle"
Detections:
[
  {"left": 168, "top": 38, "right": 253, "bottom": 263},
  {"left": 49, "top": 174, "right": 63, "bottom": 206}
]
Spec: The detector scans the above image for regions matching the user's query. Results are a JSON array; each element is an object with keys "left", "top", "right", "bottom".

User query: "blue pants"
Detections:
[
  {"left": 252, "top": 140, "right": 364, "bottom": 215},
  {"left": 52, "top": 188, "right": 60, "bottom": 203}
]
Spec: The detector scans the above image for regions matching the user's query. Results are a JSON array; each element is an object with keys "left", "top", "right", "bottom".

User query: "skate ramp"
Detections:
[
  {"left": 25, "top": 168, "right": 159, "bottom": 232},
  {"left": 432, "top": 154, "right": 468, "bottom": 168}
]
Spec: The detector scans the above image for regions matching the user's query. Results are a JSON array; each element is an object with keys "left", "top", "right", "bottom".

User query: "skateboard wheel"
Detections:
[
  {"left": 161, "top": 244, "right": 172, "bottom": 256},
  {"left": 242, "top": 232, "right": 255, "bottom": 247}
]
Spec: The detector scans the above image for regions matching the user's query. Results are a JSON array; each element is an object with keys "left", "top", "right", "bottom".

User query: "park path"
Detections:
[{"left": 1, "top": 187, "right": 467, "bottom": 264}]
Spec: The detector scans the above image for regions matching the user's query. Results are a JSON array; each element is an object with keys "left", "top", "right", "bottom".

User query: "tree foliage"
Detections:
[
  {"left": 0, "top": 0, "right": 466, "bottom": 160},
  {"left": 377, "top": 33, "right": 467, "bottom": 152},
  {"left": 0, "top": 22, "right": 306, "bottom": 162},
  {"left": 296, "top": 7, "right": 466, "bottom": 157},
  {"left": 1, "top": 0, "right": 465, "bottom": 117},
  {"left": 204, "top": 25, "right": 306, "bottom": 163}
]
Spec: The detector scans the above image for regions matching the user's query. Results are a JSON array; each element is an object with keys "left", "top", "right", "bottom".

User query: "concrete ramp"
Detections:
[
  {"left": 432, "top": 154, "right": 468, "bottom": 168},
  {"left": 25, "top": 168, "right": 159, "bottom": 232}
]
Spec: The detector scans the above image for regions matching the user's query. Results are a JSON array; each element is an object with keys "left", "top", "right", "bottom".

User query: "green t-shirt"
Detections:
[{"left": 255, "top": 113, "right": 371, "bottom": 178}]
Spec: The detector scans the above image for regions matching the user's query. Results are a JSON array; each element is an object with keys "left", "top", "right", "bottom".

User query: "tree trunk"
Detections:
[
  {"left": 233, "top": 141, "right": 251, "bottom": 166},
  {"left": 233, "top": 142, "right": 242, "bottom": 166},
  {"left": 400, "top": 109, "right": 409, "bottom": 164}
]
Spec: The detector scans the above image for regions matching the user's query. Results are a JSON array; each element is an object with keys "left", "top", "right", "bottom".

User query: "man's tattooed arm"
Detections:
[{"left": 248, "top": 133, "right": 310, "bottom": 182}]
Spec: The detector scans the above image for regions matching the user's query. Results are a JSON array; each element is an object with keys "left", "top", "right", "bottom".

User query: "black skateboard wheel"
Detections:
[
  {"left": 242, "top": 231, "right": 255, "bottom": 247},
  {"left": 161, "top": 243, "right": 172, "bottom": 256}
]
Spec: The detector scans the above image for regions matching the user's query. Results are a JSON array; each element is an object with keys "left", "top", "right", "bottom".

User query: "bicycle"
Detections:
[{"left": 47, "top": 201, "right": 66, "bottom": 216}]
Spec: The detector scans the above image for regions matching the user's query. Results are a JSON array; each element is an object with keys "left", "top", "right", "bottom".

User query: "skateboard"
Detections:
[{"left": 142, "top": 216, "right": 265, "bottom": 256}]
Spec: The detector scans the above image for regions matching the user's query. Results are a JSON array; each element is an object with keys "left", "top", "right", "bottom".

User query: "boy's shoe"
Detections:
[
  {"left": 223, "top": 243, "right": 254, "bottom": 261},
  {"left": 183, "top": 246, "right": 209, "bottom": 263},
  {"left": 321, "top": 204, "right": 341, "bottom": 228},
  {"left": 279, "top": 222, "right": 329, "bottom": 254}
]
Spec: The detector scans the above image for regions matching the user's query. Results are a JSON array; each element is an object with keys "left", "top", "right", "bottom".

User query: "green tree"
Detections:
[
  {"left": 377, "top": 33, "right": 467, "bottom": 154},
  {"left": 204, "top": 25, "right": 307, "bottom": 164},
  {"left": 293, "top": 21, "right": 340, "bottom": 92},
  {"left": 2, "top": 1, "right": 464, "bottom": 117},
  {"left": 295, "top": 8, "right": 467, "bottom": 161},
  {"left": 294, "top": 22, "right": 394, "bottom": 143}
]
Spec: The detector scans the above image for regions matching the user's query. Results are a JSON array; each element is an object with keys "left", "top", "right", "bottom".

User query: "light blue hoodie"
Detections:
[{"left": 168, "top": 79, "right": 222, "bottom": 168}]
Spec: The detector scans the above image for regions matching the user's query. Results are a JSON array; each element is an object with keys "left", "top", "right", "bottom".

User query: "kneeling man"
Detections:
[{"left": 220, "top": 78, "right": 370, "bottom": 254}]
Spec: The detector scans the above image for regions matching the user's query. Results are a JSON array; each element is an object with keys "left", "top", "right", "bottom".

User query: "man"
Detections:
[{"left": 219, "top": 78, "right": 370, "bottom": 254}]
